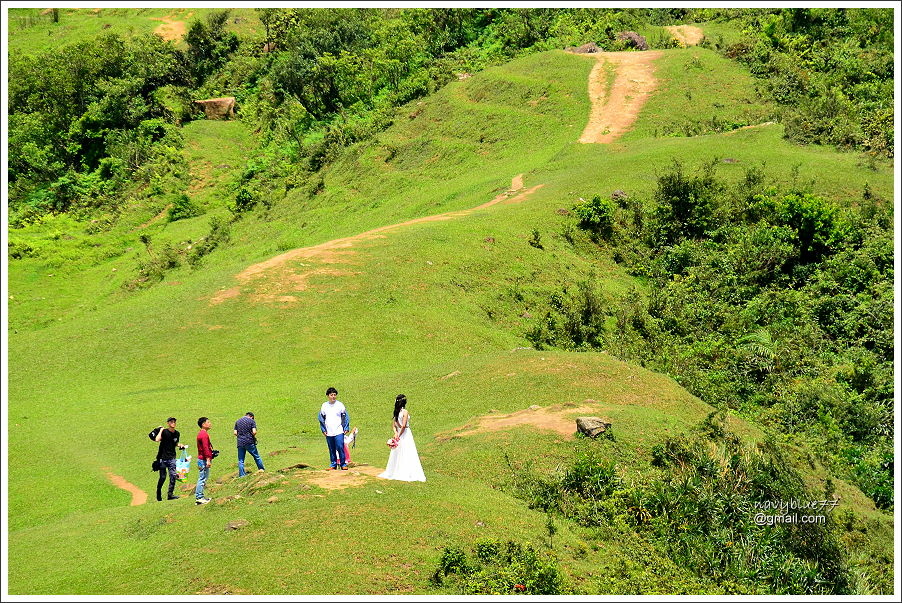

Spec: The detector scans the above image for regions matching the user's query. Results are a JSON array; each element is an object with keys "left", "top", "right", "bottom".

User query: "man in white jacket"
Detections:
[{"left": 318, "top": 387, "right": 350, "bottom": 470}]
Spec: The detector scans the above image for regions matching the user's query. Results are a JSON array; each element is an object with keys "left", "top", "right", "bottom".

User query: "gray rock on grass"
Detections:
[{"left": 576, "top": 416, "right": 613, "bottom": 438}]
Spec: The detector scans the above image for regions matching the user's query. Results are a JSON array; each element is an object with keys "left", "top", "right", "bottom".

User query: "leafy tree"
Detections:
[{"left": 185, "top": 10, "right": 239, "bottom": 86}]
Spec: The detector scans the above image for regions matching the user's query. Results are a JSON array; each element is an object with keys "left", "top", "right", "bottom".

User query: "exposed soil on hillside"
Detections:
[
  {"left": 102, "top": 468, "right": 147, "bottom": 505},
  {"left": 573, "top": 51, "right": 663, "bottom": 144},
  {"left": 151, "top": 15, "right": 187, "bottom": 42},
  {"left": 306, "top": 464, "right": 386, "bottom": 490},
  {"left": 210, "top": 175, "right": 543, "bottom": 305},
  {"left": 665, "top": 25, "right": 704, "bottom": 46},
  {"left": 437, "top": 400, "right": 604, "bottom": 441}
]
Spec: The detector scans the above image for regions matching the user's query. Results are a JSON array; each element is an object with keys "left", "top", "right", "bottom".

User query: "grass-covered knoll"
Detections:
[
  {"left": 6, "top": 7, "right": 259, "bottom": 55},
  {"left": 623, "top": 47, "right": 775, "bottom": 140},
  {"left": 6, "top": 18, "right": 894, "bottom": 597}
]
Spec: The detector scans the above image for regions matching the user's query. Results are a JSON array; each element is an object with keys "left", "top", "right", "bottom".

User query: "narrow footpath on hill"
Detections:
[
  {"left": 574, "top": 50, "right": 663, "bottom": 144},
  {"left": 103, "top": 468, "right": 147, "bottom": 506},
  {"left": 210, "top": 175, "right": 543, "bottom": 305}
]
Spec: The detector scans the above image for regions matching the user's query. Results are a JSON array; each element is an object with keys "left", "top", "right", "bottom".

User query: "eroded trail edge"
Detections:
[
  {"left": 103, "top": 468, "right": 148, "bottom": 506},
  {"left": 576, "top": 51, "right": 663, "bottom": 144},
  {"left": 211, "top": 175, "right": 543, "bottom": 305}
]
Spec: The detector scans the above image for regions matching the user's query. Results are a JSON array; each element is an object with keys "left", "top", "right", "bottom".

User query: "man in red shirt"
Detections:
[{"left": 195, "top": 417, "right": 214, "bottom": 505}]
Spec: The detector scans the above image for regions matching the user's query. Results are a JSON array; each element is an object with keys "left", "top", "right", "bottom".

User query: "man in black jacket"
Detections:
[{"left": 154, "top": 417, "right": 187, "bottom": 501}]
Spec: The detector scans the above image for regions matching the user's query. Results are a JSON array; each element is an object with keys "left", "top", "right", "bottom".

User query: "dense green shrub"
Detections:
[
  {"left": 533, "top": 163, "right": 893, "bottom": 509},
  {"left": 718, "top": 8, "right": 893, "bottom": 156},
  {"left": 573, "top": 195, "right": 616, "bottom": 241},
  {"left": 167, "top": 194, "right": 201, "bottom": 222},
  {"left": 432, "top": 539, "right": 569, "bottom": 595},
  {"left": 187, "top": 215, "right": 232, "bottom": 268},
  {"left": 508, "top": 416, "right": 857, "bottom": 594},
  {"left": 8, "top": 32, "right": 189, "bottom": 211}
]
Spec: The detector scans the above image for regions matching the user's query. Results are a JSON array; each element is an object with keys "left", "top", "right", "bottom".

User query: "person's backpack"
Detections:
[{"left": 149, "top": 426, "right": 162, "bottom": 441}]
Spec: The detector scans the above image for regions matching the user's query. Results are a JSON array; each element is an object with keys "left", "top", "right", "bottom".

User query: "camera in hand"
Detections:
[{"left": 211, "top": 449, "right": 220, "bottom": 459}]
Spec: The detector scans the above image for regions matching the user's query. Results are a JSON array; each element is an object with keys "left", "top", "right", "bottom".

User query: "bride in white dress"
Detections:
[{"left": 379, "top": 394, "right": 426, "bottom": 482}]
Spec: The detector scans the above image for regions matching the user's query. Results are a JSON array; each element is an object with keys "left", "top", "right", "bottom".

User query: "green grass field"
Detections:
[{"left": 5, "top": 19, "right": 895, "bottom": 595}]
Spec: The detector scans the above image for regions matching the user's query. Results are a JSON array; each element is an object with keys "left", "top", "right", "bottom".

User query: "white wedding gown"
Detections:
[{"left": 378, "top": 416, "right": 426, "bottom": 482}]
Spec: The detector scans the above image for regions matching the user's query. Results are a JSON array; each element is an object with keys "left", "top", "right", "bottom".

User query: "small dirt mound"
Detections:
[{"left": 305, "top": 464, "right": 386, "bottom": 490}]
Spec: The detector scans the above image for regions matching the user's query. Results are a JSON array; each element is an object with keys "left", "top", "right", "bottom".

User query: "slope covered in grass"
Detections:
[{"left": 6, "top": 42, "right": 894, "bottom": 594}]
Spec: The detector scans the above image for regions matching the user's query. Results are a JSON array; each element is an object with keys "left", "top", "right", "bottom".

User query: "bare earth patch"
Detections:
[
  {"left": 102, "top": 468, "right": 148, "bottom": 506},
  {"left": 437, "top": 401, "right": 604, "bottom": 441},
  {"left": 574, "top": 51, "right": 663, "bottom": 144},
  {"left": 151, "top": 15, "right": 187, "bottom": 42},
  {"left": 665, "top": 25, "right": 704, "bottom": 47},
  {"left": 305, "top": 464, "right": 386, "bottom": 490},
  {"left": 210, "top": 175, "right": 543, "bottom": 305}
]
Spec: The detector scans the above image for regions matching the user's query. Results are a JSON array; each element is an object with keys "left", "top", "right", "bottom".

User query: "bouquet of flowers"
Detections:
[{"left": 386, "top": 437, "right": 399, "bottom": 449}]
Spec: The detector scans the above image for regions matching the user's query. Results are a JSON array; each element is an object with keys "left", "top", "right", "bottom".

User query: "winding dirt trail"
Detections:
[
  {"left": 210, "top": 175, "right": 543, "bottom": 305},
  {"left": 102, "top": 468, "right": 147, "bottom": 506},
  {"left": 665, "top": 25, "right": 704, "bottom": 47},
  {"left": 575, "top": 51, "right": 663, "bottom": 144}
]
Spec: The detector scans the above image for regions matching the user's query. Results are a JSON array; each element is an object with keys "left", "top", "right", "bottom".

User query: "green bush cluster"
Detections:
[
  {"left": 534, "top": 163, "right": 893, "bottom": 510},
  {"left": 123, "top": 214, "right": 233, "bottom": 288},
  {"left": 715, "top": 8, "right": 893, "bottom": 156},
  {"left": 432, "top": 539, "right": 569, "bottom": 595},
  {"left": 507, "top": 415, "right": 861, "bottom": 594}
]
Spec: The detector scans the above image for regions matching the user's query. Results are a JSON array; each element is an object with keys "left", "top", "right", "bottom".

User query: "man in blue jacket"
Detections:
[{"left": 318, "top": 387, "right": 350, "bottom": 470}]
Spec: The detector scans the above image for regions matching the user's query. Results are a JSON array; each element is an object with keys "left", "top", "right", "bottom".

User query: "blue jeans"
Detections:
[
  {"left": 325, "top": 433, "right": 346, "bottom": 468},
  {"left": 238, "top": 444, "right": 265, "bottom": 476},
  {"left": 195, "top": 459, "right": 210, "bottom": 500},
  {"left": 156, "top": 458, "right": 178, "bottom": 500}
]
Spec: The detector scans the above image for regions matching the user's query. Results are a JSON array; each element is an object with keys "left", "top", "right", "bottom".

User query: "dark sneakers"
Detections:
[{"left": 167, "top": 495, "right": 180, "bottom": 500}]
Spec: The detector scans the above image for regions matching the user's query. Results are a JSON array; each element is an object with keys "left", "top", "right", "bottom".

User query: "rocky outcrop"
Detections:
[
  {"left": 616, "top": 31, "right": 649, "bottom": 51},
  {"left": 565, "top": 42, "right": 600, "bottom": 54},
  {"left": 576, "top": 416, "right": 613, "bottom": 438},
  {"left": 194, "top": 97, "right": 236, "bottom": 120}
]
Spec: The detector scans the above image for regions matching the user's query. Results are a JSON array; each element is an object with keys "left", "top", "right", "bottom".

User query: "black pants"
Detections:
[{"left": 156, "top": 458, "right": 178, "bottom": 500}]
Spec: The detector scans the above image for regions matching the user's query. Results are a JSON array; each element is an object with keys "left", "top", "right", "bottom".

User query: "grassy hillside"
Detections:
[
  {"left": 6, "top": 7, "right": 260, "bottom": 55},
  {"left": 6, "top": 30, "right": 894, "bottom": 596}
]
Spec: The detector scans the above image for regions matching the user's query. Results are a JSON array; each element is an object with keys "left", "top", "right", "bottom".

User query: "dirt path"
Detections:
[
  {"left": 575, "top": 51, "right": 663, "bottom": 144},
  {"left": 102, "top": 468, "right": 147, "bottom": 506},
  {"left": 151, "top": 15, "right": 187, "bottom": 42},
  {"left": 665, "top": 25, "right": 704, "bottom": 47},
  {"left": 210, "top": 175, "right": 543, "bottom": 305},
  {"left": 437, "top": 401, "right": 603, "bottom": 441}
]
